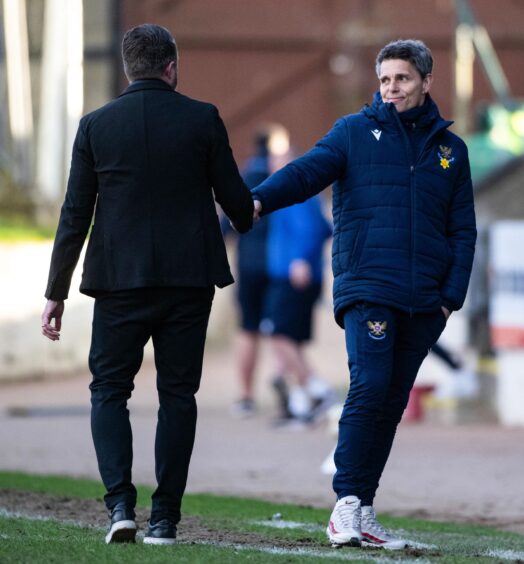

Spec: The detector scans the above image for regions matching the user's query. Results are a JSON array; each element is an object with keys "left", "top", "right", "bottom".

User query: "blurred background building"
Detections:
[
  {"left": 2, "top": 0, "right": 524, "bottom": 213},
  {"left": 1, "top": 0, "right": 524, "bottom": 424}
]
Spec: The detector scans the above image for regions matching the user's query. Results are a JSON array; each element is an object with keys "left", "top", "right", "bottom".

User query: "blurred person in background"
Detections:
[
  {"left": 252, "top": 39, "right": 476, "bottom": 549},
  {"left": 228, "top": 124, "right": 334, "bottom": 422},
  {"left": 432, "top": 340, "right": 478, "bottom": 399},
  {"left": 41, "top": 23, "right": 252, "bottom": 546},
  {"left": 228, "top": 125, "right": 283, "bottom": 417},
  {"left": 260, "top": 145, "right": 334, "bottom": 425}
]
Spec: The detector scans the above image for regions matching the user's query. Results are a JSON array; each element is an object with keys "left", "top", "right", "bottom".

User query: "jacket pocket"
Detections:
[{"left": 349, "top": 219, "right": 370, "bottom": 273}]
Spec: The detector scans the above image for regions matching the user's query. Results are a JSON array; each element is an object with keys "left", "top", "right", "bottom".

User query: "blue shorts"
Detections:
[
  {"left": 236, "top": 271, "right": 271, "bottom": 332},
  {"left": 260, "top": 279, "right": 322, "bottom": 343}
]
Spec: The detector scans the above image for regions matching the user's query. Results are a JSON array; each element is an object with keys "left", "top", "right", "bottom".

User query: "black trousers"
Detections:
[{"left": 88, "top": 286, "right": 214, "bottom": 524}]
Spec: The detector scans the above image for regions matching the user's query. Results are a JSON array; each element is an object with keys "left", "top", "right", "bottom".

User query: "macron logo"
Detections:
[{"left": 371, "top": 129, "right": 382, "bottom": 141}]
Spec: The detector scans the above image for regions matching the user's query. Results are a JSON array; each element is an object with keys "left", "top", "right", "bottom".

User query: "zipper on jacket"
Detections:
[
  {"left": 390, "top": 106, "right": 416, "bottom": 315},
  {"left": 409, "top": 164, "right": 415, "bottom": 316},
  {"left": 388, "top": 108, "right": 452, "bottom": 316}
]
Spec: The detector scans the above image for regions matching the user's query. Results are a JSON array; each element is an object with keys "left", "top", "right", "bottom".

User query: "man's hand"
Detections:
[
  {"left": 253, "top": 200, "right": 262, "bottom": 222},
  {"left": 289, "top": 259, "right": 312, "bottom": 289},
  {"left": 41, "top": 300, "right": 65, "bottom": 341},
  {"left": 441, "top": 306, "right": 451, "bottom": 320}
]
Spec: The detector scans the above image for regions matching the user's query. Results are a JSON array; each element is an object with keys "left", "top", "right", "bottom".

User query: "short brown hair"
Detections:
[
  {"left": 376, "top": 39, "right": 433, "bottom": 79},
  {"left": 122, "top": 24, "right": 177, "bottom": 81}
]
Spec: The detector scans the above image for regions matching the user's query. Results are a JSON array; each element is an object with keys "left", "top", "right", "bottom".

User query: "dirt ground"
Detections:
[
  {"left": 0, "top": 489, "right": 323, "bottom": 550},
  {"left": 1, "top": 304, "right": 524, "bottom": 537},
  {"left": 1, "top": 488, "right": 440, "bottom": 560}
]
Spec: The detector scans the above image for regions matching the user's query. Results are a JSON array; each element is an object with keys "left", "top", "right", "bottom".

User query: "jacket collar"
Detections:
[
  {"left": 119, "top": 78, "right": 175, "bottom": 97},
  {"left": 362, "top": 91, "right": 452, "bottom": 132}
]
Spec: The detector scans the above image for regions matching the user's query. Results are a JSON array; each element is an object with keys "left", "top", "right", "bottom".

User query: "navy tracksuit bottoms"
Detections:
[{"left": 333, "top": 302, "right": 447, "bottom": 506}]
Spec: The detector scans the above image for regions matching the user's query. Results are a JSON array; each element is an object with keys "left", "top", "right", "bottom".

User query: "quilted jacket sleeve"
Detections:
[
  {"left": 439, "top": 145, "right": 477, "bottom": 311},
  {"left": 251, "top": 118, "right": 348, "bottom": 214}
]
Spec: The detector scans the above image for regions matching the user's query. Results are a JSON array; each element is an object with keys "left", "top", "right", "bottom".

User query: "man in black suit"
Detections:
[{"left": 41, "top": 24, "right": 253, "bottom": 545}]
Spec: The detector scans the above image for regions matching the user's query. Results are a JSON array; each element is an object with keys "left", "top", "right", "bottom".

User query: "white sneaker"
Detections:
[
  {"left": 454, "top": 369, "right": 479, "bottom": 398},
  {"left": 305, "top": 374, "right": 332, "bottom": 399},
  {"left": 320, "top": 446, "right": 337, "bottom": 475},
  {"left": 326, "top": 495, "right": 362, "bottom": 547},
  {"left": 287, "top": 386, "right": 313, "bottom": 419},
  {"left": 361, "top": 506, "right": 407, "bottom": 550},
  {"left": 435, "top": 369, "right": 479, "bottom": 400}
]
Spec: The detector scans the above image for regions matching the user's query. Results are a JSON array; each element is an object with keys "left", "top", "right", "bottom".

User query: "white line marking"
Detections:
[
  {"left": 0, "top": 511, "right": 428, "bottom": 561},
  {"left": 194, "top": 540, "right": 429, "bottom": 562},
  {"left": 485, "top": 549, "right": 524, "bottom": 560},
  {"left": 405, "top": 540, "right": 438, "bottom": 550},
  {"left": 252, "top": 519, "right": 324, "bottom": 532},
  {"left": 0, "top": 508, "right": 102, "bottom": 530},
  {"left": 252, "top": 520, "right": 438, "bottom": 550}
]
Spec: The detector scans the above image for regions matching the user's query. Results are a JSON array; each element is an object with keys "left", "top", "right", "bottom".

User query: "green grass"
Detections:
[
  {"left": 0, "top": 471, "right": 523, "bottom": 563},
  {"left": 0, "top": 516, "right": 307, "bottom": 563},
  {"left": 0, "top": 471, "right": 108, "bottom": 500},
  {"left": 0, "top": 218, "right": 55, "bottom": 242}
]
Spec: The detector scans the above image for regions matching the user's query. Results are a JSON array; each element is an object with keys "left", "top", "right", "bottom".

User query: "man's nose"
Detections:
[{"left": 389, "top": 80, "right": 399, "bottom": 91}]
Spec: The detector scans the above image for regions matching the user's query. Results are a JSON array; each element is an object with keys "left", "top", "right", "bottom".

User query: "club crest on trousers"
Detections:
[{"left": 367, "top": 320, "right": 387, "bottom": 340}]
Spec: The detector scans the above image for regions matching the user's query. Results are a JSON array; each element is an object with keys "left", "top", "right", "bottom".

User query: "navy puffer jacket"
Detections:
[{"left": 252, "top": 94, "right": 476, "bottom": 327}]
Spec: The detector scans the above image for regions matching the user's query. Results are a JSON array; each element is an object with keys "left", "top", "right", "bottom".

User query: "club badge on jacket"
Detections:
[{"left": 438, "top": 145, "right": 454, "bottom": 170}]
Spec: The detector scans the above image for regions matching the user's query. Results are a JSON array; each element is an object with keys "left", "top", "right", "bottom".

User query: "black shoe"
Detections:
[
  {"left": 309, "top": 390, "right": 338, "bottom": 421},
  {"left": 105, "top": 503, "right": 136, "bottom": 544},
  {"left": 271, "top": 375, "right": 291, "bottom": 418},
  {"left": 143, "top": 519, "right": 177, "bottom": 545},
  {"left": 230, "top": 398, "right": 256, "bottom": 418}
]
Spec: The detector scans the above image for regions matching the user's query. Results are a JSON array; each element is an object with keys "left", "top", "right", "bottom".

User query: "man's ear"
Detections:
[
  {"left": 166, "top": 60, "right": 176, "bottom": 74},
  {"left": 163, "top": 60, "right": 178, "bottom": 84},
  {"left": 422, "top": 73, "right": 433, "bottom": 94}
]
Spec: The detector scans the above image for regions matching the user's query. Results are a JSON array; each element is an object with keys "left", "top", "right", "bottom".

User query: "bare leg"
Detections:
[
  {"left": 270, "top": 335, "right": 309, "bottom": 386},
  {"left": 271, "top": 335, "right": 313, "bottom": 418},
  {"left": 236, "top": 330, "right": 259, "bottom": 400}
]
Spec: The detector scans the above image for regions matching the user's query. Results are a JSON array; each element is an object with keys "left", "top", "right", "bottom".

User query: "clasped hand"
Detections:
[{"left": 253, "top": 200, "right": 262, "bottom": 222}]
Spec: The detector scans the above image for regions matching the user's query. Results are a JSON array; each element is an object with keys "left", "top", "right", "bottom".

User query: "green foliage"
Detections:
[{"left": 0, "top": 217, "right": 55, "bottom": 241}]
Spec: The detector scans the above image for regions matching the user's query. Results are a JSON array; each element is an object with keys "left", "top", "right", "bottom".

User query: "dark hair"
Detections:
[
  {"left": 254, "top": 131, "right": 270, "bottom": 157},
  {"left": 375, "top": 39, "right": 433, "bottom": 78},
  {"left": 122, "top": 24, "right": 177, "bottom": 81},
  {"left": 253, "top": 124, "right": 290, "bottom": 157}
]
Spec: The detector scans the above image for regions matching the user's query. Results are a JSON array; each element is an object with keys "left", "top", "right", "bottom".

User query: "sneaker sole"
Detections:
[
  {"left": 327, "top": 527, "right": 361, "bottom": 548},
  {"left": 105, "top": 520, "right": 136, "bottom": 544},
  {"left": 330, "top": 537, "right": 361, "bottom": 548},
  {"left": 362, "top": 539, "right": 407, "bottom": 550},
  {"left": 143, "top": 537, "right": 177, "bottom": 545}
]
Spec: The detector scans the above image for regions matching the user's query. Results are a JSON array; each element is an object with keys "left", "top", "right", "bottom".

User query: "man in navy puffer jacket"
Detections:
[{"left": 252, "top": 39, "right": 476, "bottom": 549}]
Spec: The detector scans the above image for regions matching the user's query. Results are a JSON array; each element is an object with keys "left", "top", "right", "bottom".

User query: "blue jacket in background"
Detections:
[
  {"left": 266, "top": 195, "right": 332, "bottom": 283},
  {"left": 219, "top": 154, "right": 270, "bottom": 275},
  {"left": 252, "top": 93, "right": 477, "bottom": 327}
]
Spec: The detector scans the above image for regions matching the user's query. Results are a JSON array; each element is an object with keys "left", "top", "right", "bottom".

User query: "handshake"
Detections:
[
  {"left": 253, "top": 199, "right": 262, "bottom": 222},
  {"left": 229, "top": 199, "right": 262, "bottom": 233}
]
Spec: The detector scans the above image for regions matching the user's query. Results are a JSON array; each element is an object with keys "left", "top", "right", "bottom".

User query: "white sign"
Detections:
[{"left": 489, "top": 221, "right": 524, "bottom": 348}]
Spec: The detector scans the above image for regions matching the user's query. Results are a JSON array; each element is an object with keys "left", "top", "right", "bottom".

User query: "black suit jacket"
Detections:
[{"left": 45, "top": 79, "right": 253, "bottom": 300}]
